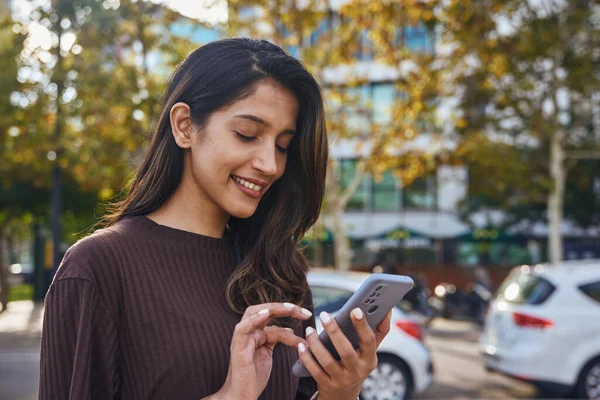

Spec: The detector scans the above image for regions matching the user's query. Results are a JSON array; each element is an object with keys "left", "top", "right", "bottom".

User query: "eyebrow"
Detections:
[{"left": 233, "top": 114, "right": 296, "bottom": 135}]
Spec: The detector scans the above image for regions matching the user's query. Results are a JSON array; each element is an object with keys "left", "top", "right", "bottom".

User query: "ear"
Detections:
[{"left": 170, "top": 102, "right": 194, "bottom": 149}]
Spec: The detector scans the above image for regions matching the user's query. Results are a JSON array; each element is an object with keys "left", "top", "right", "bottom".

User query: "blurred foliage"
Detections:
[
  {"left": 227, "top": 0, "right": 441, "bottom": 186},
  {"left": 0, "top": 0, "right": 200, "bottom": 242},
  {"left": 8, "top": 283, "right": 34, "bottom": 302},
  {"left": 436, "top": 0, "right": 600, "bottom": 228}
]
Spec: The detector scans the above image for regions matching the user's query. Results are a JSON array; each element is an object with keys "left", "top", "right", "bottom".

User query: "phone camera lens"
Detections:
[{"left": 368, "top": 305, "right": 379, "bottom": 314}]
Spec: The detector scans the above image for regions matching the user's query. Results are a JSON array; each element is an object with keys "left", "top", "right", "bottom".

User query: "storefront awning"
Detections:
[{"left": 364, "top": 226, "right": 432, "bottom": 251}]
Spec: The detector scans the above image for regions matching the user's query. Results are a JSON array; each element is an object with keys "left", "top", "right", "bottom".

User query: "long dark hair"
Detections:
[{"left": 103, "top": 38, "right": 328, "bottom": 318}]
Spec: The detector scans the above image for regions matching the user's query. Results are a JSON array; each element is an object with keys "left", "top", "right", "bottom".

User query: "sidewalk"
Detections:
[
  {"left": 0, "top": 300, "right": 44, "bottom": 347},
  {"left": 0, "top": 300, "right": 44, "bottom": 400}
]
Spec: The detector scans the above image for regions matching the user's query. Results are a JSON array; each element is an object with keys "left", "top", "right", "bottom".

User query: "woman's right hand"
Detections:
[{"left": 212, "top": 303, "right": 313, "bottom": 400}]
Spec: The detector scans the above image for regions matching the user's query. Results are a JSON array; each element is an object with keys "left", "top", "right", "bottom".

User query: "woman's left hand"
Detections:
[{"left": 297, "top": 308, "right": 392, "bottom": 400}]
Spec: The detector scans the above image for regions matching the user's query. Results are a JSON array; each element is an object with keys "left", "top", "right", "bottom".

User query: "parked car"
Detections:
[
  {"left": 308, "top": 270, "right": 434, "bottom": 400},
  {"left": 430, "top": 281, "right": 491, "bottom": 325},
  {"left": 480, "top": 260, "right": 600, "bottom": 398}
]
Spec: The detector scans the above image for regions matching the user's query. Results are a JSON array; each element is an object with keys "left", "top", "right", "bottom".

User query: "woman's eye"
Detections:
[
  {"left": 276, "top": 145, "right": 288, "bottom": 154},
  {"left": 235, "top": 131, "right": 255, "bottom": 142}
]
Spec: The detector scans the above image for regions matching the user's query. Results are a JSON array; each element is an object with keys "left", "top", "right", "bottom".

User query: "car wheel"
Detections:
[
  {"left": 576, "top": 356, "right": 600, "bottom": 400},
  {"left": 360, "top": 354, "right": 412, "bottom": 400}
]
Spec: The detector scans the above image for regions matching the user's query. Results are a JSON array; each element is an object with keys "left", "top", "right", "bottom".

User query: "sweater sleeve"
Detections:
[
  {"left": 39, "top": 278, "right": 120, "bottom": 400},
  {"left": 295, "top": 288, "right": 318, "bottom": 400}
]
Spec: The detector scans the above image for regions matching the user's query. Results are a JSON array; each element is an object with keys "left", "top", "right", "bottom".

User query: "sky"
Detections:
[
  {"left": 12, "top": 0, "right": 228, "bottom": 24},
  {"left": 165, "top": 0, "right": 227, "bottom": 24}
]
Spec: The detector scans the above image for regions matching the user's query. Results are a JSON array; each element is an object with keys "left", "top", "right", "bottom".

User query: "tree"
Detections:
[
  {"left": 3, "top": 0, "right": 199, "bottom": 233},
  {"left": 226, "top": 0, "right": 440, "bottom": 270},
  {"left": 0, "top": 1, "right": 203, "bottom": 302},
  {"left": 438, "top": 0, "right": 600, "bottom": 262}
]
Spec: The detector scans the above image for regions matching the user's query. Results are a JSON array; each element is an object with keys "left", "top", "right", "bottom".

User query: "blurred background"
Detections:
[{"left": 1, "top": 0, "right": 599, "bottom": 399}]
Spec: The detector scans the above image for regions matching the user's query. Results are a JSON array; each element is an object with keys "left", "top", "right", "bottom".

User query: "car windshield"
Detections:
[
  {"left": 495, "top": 272, "right": 556, "bottom": 305},
  {"left": 310, "top": 285, "right": 354, "bottom": 315}
]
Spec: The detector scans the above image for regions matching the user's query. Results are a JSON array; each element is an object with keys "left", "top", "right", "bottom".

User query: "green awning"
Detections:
[
  {"left": 366, "top": 226, "right": 432, "bottom": 250},
  {"left": 456, "top": 228, "right": 518, "bottom": 242}
]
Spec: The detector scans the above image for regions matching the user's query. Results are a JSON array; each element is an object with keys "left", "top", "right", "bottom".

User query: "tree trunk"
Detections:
[
  {"left": 548, "top": 130, "right": 565, "bottom": 263},
  {"left": 331, "top": 205, "right": 351, "bottom": 271},
  {"left": 0, "top": 230, "right": 9, "bottom": 313}
]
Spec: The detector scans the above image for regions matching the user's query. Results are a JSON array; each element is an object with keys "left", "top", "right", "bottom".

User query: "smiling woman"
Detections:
[{"left": 39, "top": 38, "right": 386, "bottom": 400}]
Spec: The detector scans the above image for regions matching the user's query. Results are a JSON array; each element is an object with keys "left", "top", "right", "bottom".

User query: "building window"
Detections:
[
  {"left": 372, "top": 170, "right": 400, "bottom": 211},
  {"left": 339, "top": 159, "right": 368, "bottom": 211},
  {"left": 372, "top": 83, "right": 395, "bottom": 125},
  {"left": 402, "top": 175, "right": 436, "bottom": 210},
  {"left": 343, "top": 84, "right": 371, "bottom": 135}
]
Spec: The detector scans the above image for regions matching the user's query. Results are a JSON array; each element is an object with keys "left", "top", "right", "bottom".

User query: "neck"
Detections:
[{"left": 146, "top": 174, "right": 228, "bottom": 239}]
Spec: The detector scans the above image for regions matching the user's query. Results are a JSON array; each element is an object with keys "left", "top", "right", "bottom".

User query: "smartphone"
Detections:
[{"left": 292, "top": 273, "right": 414, "bottom": 378}]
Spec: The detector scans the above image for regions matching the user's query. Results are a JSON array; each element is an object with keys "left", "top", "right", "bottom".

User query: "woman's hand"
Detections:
[
  {"left": 215, "top": 303, "right": 312, "bottom": 400},
  {"left": 297, "top": 308, "right": 392, "bottom": 400}
]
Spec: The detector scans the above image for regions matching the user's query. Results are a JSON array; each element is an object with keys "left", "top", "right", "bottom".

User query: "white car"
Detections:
[
  {"left": 480, "top": 260, "right": 600, "bottom": 399},
  {"left": 308, "top": 270, "right": 434, "bottom": 400}
]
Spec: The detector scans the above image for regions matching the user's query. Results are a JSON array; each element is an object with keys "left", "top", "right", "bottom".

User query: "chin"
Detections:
[{"left": 226, "top": 204, "right": 259, "bottom": 219}]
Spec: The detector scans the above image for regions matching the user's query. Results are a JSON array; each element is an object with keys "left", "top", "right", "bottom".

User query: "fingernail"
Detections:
[
  {"left": 320, "top": 311, "right": 332, "bottom": 325},
  {"left": 258, "top": 309, "right": 269, "bottom": 316},
  {"left": 301, "top": 308, "right": 313, "bottom": 317},
  {"left": 352, "top": 308, "right": 364, "bottom": 320},
  {"left": 298, "top": 342, "right": 306, "bottom": 352},
  {"left": 283, "top": 302, "right": 295, "bottom": 308},
  {"left": 284, "top": 327, "right": 294, "bottom": 333},
  {"left": 305, "top": 326, "right": 315, "bottom": 337}
]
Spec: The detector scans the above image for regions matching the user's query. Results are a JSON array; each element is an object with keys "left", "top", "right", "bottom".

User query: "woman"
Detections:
[{"left": 39, "top": 38, "right": 391, "bottom": 400}]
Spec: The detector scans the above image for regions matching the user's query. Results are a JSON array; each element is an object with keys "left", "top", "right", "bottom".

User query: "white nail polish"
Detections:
[
  {"left": 298, "top": 343, "right": 306, "bottom": 352},
  {"left": 258, "top": 309, "right": 269, "bottom": 316},
  {"left": 283, "top": 302, "right": 295, "bottom": 308},
  {"left": 305, "top": 326, "right": 315, "bottom": 336},
  {"left": 301, "top": 308, "right": 313, "bottom": 317},
  {"left": 352, "top": 308, "right": 364, "bottom": 320},
  {"left": 320, "top": 311, "right": 331, "bottom": 324},
  {"left": 284, "top": 327, "right": 294, "bottom": 333}
]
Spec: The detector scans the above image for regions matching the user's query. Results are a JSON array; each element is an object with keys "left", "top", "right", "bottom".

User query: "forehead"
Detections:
[{"left": 222, "top": 80, "right": 299, "bottom": 126}]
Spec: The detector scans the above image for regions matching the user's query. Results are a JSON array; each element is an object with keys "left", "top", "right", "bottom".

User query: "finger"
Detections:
[
  {"left": 264, "top": 326, "right": 306, "bottom": 349},
  {"left": 304, "top": 325, "right": 344, "bottom": 378},
  {"left": 374, "top": 310, "right": 392, "bottom": 347},
  {"left": 231, "top": 307, "right": 271, "bottom": 351},
  {"left": 319, "top": 311, "right": 360, "bottom": 371},
  {"left": 297, "top": 341, "right": 332, "bottom": 385},
  {"left": 351, "top": 308, "right": 377, "bottom": 359},
  {"left": 242, "top": 303, "right": 312, "bottom": 323}
]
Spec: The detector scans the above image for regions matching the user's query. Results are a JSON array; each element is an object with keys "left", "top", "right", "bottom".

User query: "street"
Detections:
[
  {"left": 0, "top": 301, "right": 539, "bottom": 400},
  {"left": 416, "top": 318, "right": 538, "bottom": 399}
]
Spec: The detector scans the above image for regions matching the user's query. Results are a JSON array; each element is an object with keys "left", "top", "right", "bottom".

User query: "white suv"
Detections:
[
  {"left": 480, "top": 260, "right": 600, "bottom": 399},
  {"left": 308, "top": 270, "right": 434, "bottom": 400}
]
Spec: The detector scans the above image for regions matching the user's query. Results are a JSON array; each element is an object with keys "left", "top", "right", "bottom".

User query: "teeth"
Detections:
[{"left": 233, "top": 176, "right": 263, "bottom": 191}]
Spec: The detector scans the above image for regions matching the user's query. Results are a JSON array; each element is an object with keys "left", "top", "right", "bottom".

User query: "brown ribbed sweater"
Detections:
[{"left": 39, "top": 216, "right": 317, "bottom": 400}]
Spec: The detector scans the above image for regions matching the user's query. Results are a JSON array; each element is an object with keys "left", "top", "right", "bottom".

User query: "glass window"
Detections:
[
  {"left": 340, "top": 159, "right": 367, "bottom": 211},
  {"left": 495, "top": 273, "right": 556, "bottom": 305},
  {"left": 579, "top": 281, "right": 600, "bottom": 305},
  {"left": 343, "top": 85, "right": 371, "bottom": 135},
  {"left": 402, "top": 176, "right": 436, "bottom": 210},
  {"left": 310, "top": 285, "right": 354, "bottom": 314},
  {"left": 405, "top": 24, "right": 432, "bottom": 53},
  {"left": 372, "top": 170, "right": 400, "bottom": 211},
  {"left": 372, "top": 83, "right": 395, "bottom": 125}
]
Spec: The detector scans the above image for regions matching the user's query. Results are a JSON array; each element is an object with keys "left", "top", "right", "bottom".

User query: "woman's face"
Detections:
[{"left": 182, "top": 80, "right": 299, "bottom": 220}]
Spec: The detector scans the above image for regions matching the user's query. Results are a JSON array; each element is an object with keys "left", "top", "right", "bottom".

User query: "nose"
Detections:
[{"left": 251, "top": 142, "right": 279, "bottom": 176}]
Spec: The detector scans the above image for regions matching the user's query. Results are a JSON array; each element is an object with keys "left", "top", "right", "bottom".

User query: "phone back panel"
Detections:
[{"left": 292, "top": 273, "right": 414, "bottom": 377}]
